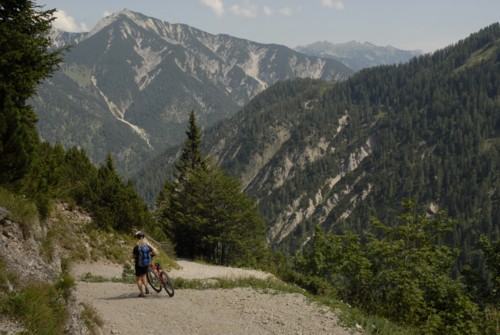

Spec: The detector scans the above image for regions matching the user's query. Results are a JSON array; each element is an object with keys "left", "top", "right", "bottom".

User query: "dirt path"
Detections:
[{"left": 71, "top": 260, "right": 357, "bottom": 335}]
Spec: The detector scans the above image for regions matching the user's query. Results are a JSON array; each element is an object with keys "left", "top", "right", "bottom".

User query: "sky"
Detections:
[{"left": 35, "top": 0, "right": 500, "bottom": 53}]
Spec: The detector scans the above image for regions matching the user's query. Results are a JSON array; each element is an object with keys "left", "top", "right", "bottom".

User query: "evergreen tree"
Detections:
[
  {"left": 177, "top": 165, "right": 267, "bottom": 266},
  {"left": 165, "top": 111, "right": 207, "bottom": 257},
  {"left": 174, "top": 110, "right": 207, "bottom": 183},
  {"left": 157, "top": 111, "right": 268, "bottom": 266},
  {"left": 90, "top": 153, "right": 154, "bottom": 232},
  {"left": 0, "top": 0, "right": 63, "bottom": 183}
]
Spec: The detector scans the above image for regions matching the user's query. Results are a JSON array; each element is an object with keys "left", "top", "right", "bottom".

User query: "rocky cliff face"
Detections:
[{"left": 0, "top": 204, "right": 95, "bottom": 334}]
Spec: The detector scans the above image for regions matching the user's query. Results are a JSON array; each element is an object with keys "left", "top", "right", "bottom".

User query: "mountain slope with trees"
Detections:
[
  {"left": 205, "top": 24, "right": 500, "bottom": 252},
  {"left": 136, "top": 23, "right": 499, "bottom": 251}
]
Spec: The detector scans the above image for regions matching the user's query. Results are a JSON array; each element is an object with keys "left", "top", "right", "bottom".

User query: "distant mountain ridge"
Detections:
[
  {"left": 295, "top": 40, "right": 423, "bottom": 71},
  {"left": 32, "top": 9, "right": 353, "bottom": 176}
]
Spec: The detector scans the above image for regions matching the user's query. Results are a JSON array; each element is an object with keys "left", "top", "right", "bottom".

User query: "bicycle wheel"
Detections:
[
  {"left": 146, "top": 266, "right": 162, "bottom": 292},
  {"left": 160, "top": 271, "right": 174, "bottom": 297}
]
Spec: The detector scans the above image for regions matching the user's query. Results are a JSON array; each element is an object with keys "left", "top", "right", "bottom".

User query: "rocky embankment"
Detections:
[{"left": 0, "top": 204, "right": 93, "bottom": 334}]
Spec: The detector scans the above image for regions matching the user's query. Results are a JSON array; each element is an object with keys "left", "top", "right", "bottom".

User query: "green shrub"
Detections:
[
  {"left": 80, "top": 272, "right": 110, "bottom": 283},
  {"left": 55, "top": 269, "right": 75, "bottom": 301},
  {"left": 40, "top": 231, "right": 56, "bottom": 262},
  {"left": 121, "top": 263, "right": 135, "bottom": 283},
  {"left": 0, "top": 187, "right": 38, "bottom": 234},
  {"left": 0, "top": 257, "right": 8, "bottom": 291},
  {"left": 293, "top": 202, "right": 483, "bottom": 334},
  {"left": 0, "top": 258, "right": 19, "bottom": 292},
  {"left": 70, "top": 244, "right": 89, "bottom": 261}
]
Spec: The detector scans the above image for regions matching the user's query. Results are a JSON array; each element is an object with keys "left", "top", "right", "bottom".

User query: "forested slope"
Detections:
[{"left": 135, "top": 24, "right": 500, "bottom": 269}]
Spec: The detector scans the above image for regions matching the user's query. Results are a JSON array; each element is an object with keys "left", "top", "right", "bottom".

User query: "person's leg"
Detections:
[
  {"left": 141, "top": 274, "right": 149, "bottom": 294},
  {"left": 136, "top": 275, "right": 145, "bottom": 296}
]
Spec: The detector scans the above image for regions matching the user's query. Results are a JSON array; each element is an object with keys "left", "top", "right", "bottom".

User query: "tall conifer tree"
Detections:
[
  {"left": 157, "top": 111, "right": 268, "bottom": 266},
  {"left": 174, "top": 110, "right": 207, "bottom": 183},
  {"left": 0, "top": 1, "right": 62, "bottom": 183}
]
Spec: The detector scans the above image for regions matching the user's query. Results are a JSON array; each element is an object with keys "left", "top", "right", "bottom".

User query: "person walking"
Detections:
[{"left": 132, "top": 231, "right": 157, "bottom": 297}]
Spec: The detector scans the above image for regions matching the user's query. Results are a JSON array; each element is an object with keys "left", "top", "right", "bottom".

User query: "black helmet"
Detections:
[{"left": 135, "top": 231, "right": 145, "bottom": 239}]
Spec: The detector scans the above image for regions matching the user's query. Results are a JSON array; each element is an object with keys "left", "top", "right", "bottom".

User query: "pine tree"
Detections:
[
  {"left": 166, "top": 110, "right": 208, "bottom": 257},
  {"left": 0, "top": 1, "right": 63, "bottom": 183},
  {"left": 157, "top": 111, "right": 268, "bottom": 266},
  {"left": 90, "top": 153, "right": 154, "bottom": 232},
  {"left": 174, "top": 110, "right": 207, "bottom": 183}
]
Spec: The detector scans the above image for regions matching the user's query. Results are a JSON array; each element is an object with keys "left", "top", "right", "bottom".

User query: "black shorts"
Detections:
[{"left": 135, "top": 264, "right": 148, "bottom": 276}]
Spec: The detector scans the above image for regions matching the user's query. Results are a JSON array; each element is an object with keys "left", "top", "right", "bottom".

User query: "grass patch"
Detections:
[
  {"left": 0, "top": 256, "right": 19, "bottom": 291},
  {"left": 79, "top": 272, "right": 125, "bottom": 283},
  {"left": 322, "top": 298, "right": 418, "bottom": 335},
  {"left": 78, "top": 263, "right": 136, "bottom": 284},
  {"left": 0, "top": 187, "right": 38, "bottom": 235},
  {"left": 481, "top": 137, "right": 500, "bottom": 153},
  {"left": 85, "top": 229, "right": 125, "bottom": 262},
  {"left": 455, "top": 38, "right": 500, "bottom": 73},
  {"left": 0, "top": 257, "right": 10, "bottom": 291},
  {"left": 174, "top": 276, "right": 303, "bottom": 293},
  {"left": 55, "top": 267, "right": 76, "bottom": 301},
  {"left": 121, "top": 262, "right": 136, "bottom": 283},
  {"left": 0, "top": 282, "right": 67, "bottom": 335},
  {"left": 40, "top": 229, "right": 56, "bottom": 263},
  {"left": 79, "top": 302, "right": 104, "bottom": 335}
]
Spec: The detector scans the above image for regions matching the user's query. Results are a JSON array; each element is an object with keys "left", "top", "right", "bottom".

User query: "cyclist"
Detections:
[{"left": 132, "top": 231, "right": 158, "bottom": 297}]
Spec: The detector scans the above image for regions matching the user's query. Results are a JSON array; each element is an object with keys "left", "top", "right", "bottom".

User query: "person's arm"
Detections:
[
  {"left": 150, "top": 245, "right": 158, "bottom": 256},
  {"left": 144, "top": 240, "right": 158, "bottom": 256},
  {"left": 132, "top": 246, "right": 138, "bottom": 261}
]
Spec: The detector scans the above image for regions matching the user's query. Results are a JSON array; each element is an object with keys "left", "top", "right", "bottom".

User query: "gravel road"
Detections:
[{"left": 71, "top": 260, "right": 357, "bottom": 335}]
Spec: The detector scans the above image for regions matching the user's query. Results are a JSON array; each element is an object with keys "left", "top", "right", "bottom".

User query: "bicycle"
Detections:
[{"left": 146, "top": 261, "right": 174, "bottom": 297}]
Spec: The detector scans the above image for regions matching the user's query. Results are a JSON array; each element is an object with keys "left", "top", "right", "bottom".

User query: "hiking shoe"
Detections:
[
  {"left": 145, "top": 287, "right": 150, "bottom": 294},
  {"left": 138, "top": 293, "right": 145, "bottom": 298}
]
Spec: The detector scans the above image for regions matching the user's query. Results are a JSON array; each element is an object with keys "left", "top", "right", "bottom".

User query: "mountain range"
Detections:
[
  {"left": 295, "top": 40, "right": 423, "bottom": 71},
  {"left": 32, "top": 9, "right": 424, "bottom": 177},
  {"left": 31, "top": 9, "right": 354, "bottom": 176}
]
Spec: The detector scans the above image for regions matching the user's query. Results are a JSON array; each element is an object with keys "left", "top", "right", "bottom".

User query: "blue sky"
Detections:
[{"left": 35, "top": 0, "right": 500, "bottom": 53}]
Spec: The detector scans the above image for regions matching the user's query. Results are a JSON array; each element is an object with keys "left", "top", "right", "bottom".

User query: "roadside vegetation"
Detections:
[{"left": 0, "top": 257, "right": 74, "bottom": 335}]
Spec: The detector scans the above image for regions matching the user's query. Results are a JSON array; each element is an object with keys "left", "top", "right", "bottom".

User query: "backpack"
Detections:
[{"left": 137, "top": 244, "right": 151, "bottom": 267}]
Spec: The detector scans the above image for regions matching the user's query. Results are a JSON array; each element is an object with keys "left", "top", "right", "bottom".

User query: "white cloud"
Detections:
[
  {"left": 199, "top": 0, "right": 225, "bottom": 16},
  {"left": 230, "top": 1, "right": 258, "bottom": 18},
  {"left": 263, "top": 5, "right": 273, "bottom": 16},
  {"left": 103, "top": 10, "right": 112, "bottom": 18},
  {"left": 321, "top": 0, "right": 344, "bottom": 10},
  {"left": 278, "top": 6, "right": 302, "bottom": 16},
  {"left": 52, "top": 10, "right": 89, "bottom": 32}
]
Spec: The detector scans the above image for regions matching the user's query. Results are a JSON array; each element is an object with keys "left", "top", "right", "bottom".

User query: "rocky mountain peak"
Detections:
[{"left": 35, "top": 9, "right": 353, "bottom": 177}]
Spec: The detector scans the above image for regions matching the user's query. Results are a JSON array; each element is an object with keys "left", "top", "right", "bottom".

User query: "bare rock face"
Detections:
[
  {"left": 0, "top": 215, "right": 59, "bottom": 285},
  {"left": 0, "top": 204, "right": 94, "bottom": 335}
]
